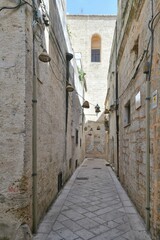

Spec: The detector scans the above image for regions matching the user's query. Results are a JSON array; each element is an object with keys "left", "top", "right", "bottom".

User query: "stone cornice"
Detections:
[{"left": 67, "top": 15, "right": 117, "bottom": 20}]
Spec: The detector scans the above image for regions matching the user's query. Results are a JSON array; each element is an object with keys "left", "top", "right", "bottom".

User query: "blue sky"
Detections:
[{"left": 67, "top": 0, "right": 117, "bottom": 15}]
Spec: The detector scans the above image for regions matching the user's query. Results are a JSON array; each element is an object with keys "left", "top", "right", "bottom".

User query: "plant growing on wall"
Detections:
[
  {"left": 67, "top": 24, "right": 72, "bottom": 37},
  {"left": 78, "top": 67, "right": 86, "bottom": 81}
]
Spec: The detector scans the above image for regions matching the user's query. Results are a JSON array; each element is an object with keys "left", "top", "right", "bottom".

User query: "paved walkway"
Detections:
[{"left": 33, "top": 158, "right": 152, "bottom": 240}]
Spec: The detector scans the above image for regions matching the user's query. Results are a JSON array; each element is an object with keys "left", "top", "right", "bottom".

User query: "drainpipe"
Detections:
[
  {"left": 32, "top": 0, "right": 38, "bottom": 233},
  {"left": 145, "top": 0, "right": 154, "bottom": 231},
  {"left": 65, "top": 55, "right": 69, "bottom": 133},
  {"left": 145, "top": 68, "right": 150, "bottom": 231},
  {"left": 65, "top": 53, "right": 73, "bottom": 132},
  {"left": 115, "top": 21, "right": 119, "bottom": 178},
  {"left": 65, "top": 53, "right": 73, "bottom": 166},
  {"left": 145, "top": 39, "right": 153, "bottom": 232}
]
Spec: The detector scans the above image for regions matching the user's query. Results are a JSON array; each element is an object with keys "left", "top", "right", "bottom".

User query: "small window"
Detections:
[
  {"left": 75, "top": 159, "right": 78, "bottom": 169},
  {"left": 91, "top": 34, "right": 101, "bottom": 62},
  {"left": 91, "top": 49, "right": 100, "bottom": 62},
  {"left": 124, "top": 100, "right": 131, "bottom": 126},
  {"left": 69, "top": 158, "right": 72, "bottom": 169},
  {"left": 58, "top": 172, "right": 63, "bottom": 192},
  {"left": 76, "top": 129, "right": 78, "bottom": 145}
]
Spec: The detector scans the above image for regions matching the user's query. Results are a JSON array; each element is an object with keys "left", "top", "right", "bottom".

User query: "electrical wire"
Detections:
[
  {"left": 75, "top": 92, "right": 103, "bottom": 110},
  {"left": 149, "top": 11, "right": 160, "bottom": 30},
  {"left": 0, "top": 0, "right": 103, "bottom": 112},
  {"left": 50, "top": 64, "right": 101, "bottom": 111},
  {"left": 114, "top": 2, "right": 160, "bottom": 102},
  {"left": 147, "top": 0, "right": 154, "bottom": 82},
  {"left": 23, "top": 0, "right": 33, "bottom": 8},
  {"left": 41, "top": 51, "right": 101, "bottom": 110},
  {"left": 0, "top": 0, "right": 32, "bottom": 12},
  {"left": 49, "top": 63, "right": 66, "bottom": 89},
  {"left": 118, "top": 48, "right": 149, "bottom": 100},
  {"left": 0, "top": 1, "right": 23, "bottom": 11}
]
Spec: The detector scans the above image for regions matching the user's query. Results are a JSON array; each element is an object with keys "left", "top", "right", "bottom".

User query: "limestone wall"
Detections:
[
  {"left": 0, "top": 0, "right": 33, "bottom": 237},
  {"left": 107, "top": 0, "right": 160, "bottom": 238},
  {"left": 0, "top": 0, "right": 83, "bottom": 238},
  {"left": 117, "top": 0, "right": 150, "bottom": 225}
]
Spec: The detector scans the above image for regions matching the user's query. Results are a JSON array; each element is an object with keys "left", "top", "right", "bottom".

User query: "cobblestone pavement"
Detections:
[{"left": 33, "top": 158, "right": 152, "bottom": 240}]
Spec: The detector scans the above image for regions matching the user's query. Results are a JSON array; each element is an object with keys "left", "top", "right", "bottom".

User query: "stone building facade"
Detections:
[
  {"left": 0, "top": 0, "right": 84, "bottom": 238},
  {"left": 107, "top": 0, "right": 160, "bottom": 239},
  {"left": 67, "top": 15, "right": 116, "bottom": 159},
  {"left": 84, "top": 120, "right": 107, "bottom": 159}
]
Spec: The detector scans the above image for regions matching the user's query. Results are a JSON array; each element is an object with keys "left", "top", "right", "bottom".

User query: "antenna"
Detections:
[{"left": 81, "top": 8, "right": 83, "bottom": 14}]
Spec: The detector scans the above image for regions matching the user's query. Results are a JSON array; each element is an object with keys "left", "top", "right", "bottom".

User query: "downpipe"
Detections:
[
  {"left": 145, "top": 0, "right": 154, "bottom": 231},
  {"left": 145, "top": 73, "right": 150, "bottom": 231},
  {"left": 115, "top": 21, "right": 119, "bottom": 178},
  {"left": 32, "top": 0, "right": 38, "bottom": 233}
]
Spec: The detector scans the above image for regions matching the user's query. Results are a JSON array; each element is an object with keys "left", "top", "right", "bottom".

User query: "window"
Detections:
[
  {"left": 58, "top": 172, "right": 63, "bottom": 192},
  {"left": 91, "top": 34, "right": 101, "bottom": 62},
  {"left": 69, "top": 158, "right": 72, "bottom": 169},
  {"left": 75, "top": 160, "right": 78, "bottom": 169},
  {"left": 76, "top": 129, "right": 78, "bottom": 145},
  {"left": 124, "top": 100, "right": 131, "bottom": 126},
  {"left": 91, "top": 49, "right": 100, "bottom": 62}
]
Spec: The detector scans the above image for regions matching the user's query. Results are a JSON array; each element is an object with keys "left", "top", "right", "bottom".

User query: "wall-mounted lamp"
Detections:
[
  {"left": 39, "top": 49, "right": 51, "bottom": 62},
  {"left": 66, "top": 53, "right": 73, "bottom": 89},
  {"left": 95, "top": 104, "right": 101, "bottom": 113},
  {"left": 109, "top": 104, "right": 116, "bottom": 112},
  {"left": 66, "top": 83, "right": 74, "bottom": 92},
  {"left": 88, "top": 128, "right": 93, "bottom": 136},
  {"left": 43, "top": 14, "right": 49, "bottom": 26},
  {"left": 104, "top": 109, "right": 110, "bottom": 114},
  {"left": 82, "top": 101, "right": 90, "bottom": 108},
  {"left": 66, "top": 53, "right": 73, "bottom": 61}
]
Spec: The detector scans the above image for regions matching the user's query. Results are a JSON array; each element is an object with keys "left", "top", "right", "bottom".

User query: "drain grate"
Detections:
[
  {"left": 76, "top": 177, "right": 89, "bottom": 180},
  {"left": 93, "top": 167, "right": 102, "bottom": 169}
]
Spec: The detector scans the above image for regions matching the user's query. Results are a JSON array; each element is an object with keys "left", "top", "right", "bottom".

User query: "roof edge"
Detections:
[{"left": 67, "top": 14, "right": 117, "bottom": 18}]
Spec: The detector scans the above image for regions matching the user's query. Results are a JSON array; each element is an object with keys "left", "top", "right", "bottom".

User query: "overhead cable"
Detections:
[{"left": 0, "top": 0, "right": 32, "bottom": 12}]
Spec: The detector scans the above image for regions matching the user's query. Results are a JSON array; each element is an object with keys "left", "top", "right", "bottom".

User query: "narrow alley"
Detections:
[
  {"left": 33, "top": 158, "right": 151, "bottom": 240},
  {"left": 1, "top": 0, "right": 160, "bottom": 239}
]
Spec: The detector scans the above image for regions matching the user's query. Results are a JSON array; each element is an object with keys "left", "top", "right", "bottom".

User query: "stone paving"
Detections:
[{"left": 33, "top": 158, "right": 152, "bottom": 240}]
